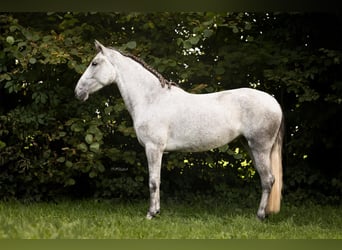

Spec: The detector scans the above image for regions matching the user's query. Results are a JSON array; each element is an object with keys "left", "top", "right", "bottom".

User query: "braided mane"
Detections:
[{"left": 113, "top": 48, "right": 178, "bottom": 89}]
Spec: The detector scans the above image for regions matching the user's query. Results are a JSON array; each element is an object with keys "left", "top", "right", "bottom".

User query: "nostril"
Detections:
[
  {"left": 75, "top": 91, "right": 88, "bottom": 101},
  {"left": 75, "top": 80, "right": 89, "bottom": 101},
  {"left": 74, "top": 88, "right": 80, "bottom": 97}
]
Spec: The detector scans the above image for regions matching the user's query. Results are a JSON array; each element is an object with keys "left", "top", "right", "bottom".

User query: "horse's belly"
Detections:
[
  {"left": 164, "top": 103, "right": 241, "bottom": 152},
  {"left": 165, "top": 126, "right": 240, "bottom": 152}
]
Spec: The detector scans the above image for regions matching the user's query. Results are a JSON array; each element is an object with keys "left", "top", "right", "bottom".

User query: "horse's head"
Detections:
[{"left": 75, "top": 40, "right": 116, "bottom": 101}]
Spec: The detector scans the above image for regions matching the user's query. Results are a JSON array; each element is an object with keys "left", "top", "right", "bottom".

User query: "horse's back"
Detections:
[{"left": 162, "top": 88, "right": 281, "bottom": 152}]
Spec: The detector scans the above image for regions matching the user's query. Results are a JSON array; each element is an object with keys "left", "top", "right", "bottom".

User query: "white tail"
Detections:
[{"left": 266, "top": 117, "right": 284, "bottom": 214}]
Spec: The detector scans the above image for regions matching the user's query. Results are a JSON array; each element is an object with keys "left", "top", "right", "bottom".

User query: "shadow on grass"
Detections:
[{"left": 158, "top": 195, "right": 257, "bottom": 220}]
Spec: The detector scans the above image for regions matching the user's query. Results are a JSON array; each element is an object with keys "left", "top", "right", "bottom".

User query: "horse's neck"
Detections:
[{"left": 111, "top": 52, "right": 162, "bottom": 119}]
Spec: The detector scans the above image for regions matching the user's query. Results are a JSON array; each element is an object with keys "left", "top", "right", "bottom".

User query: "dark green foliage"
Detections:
[{"left": 0, "top": 13, "right": 341, "bottom": 204}]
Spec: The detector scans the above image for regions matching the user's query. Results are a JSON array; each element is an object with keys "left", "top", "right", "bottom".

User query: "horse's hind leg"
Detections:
[{"left": 249, "top": 147, "right": 274, "bottom": 220}]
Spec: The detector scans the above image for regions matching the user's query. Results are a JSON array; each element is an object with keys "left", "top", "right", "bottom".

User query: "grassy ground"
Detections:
[{"left": 0, "top": 198, "right": 341, "bottom": 239}]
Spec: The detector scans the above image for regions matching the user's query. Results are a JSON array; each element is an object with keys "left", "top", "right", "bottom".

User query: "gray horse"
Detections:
[{"left": 75, "top": 41, "right": 284, "bottom": 220}]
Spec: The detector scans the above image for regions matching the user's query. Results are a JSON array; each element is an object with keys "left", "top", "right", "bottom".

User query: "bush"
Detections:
[{"left": 0, "top": 13, "right": 341, "bottom": 205}]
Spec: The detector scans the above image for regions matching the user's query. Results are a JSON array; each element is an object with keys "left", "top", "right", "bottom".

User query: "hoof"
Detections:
[
  {"left": 146, "top": 210, "right": 160, "bottom": 220},
  {"left": 257, "top": 212, "right": 267, "bottom": 221},
  {"left": 146, "top": 212, "right": 154, "bottom": 220}
]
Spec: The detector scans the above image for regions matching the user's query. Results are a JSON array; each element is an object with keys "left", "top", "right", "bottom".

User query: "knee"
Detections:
[{"left": 149, "top": 179, "right": 157, "bottom": 192}]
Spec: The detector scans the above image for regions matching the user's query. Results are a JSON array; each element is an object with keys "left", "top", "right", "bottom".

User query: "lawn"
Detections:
[{"left": 0, "top": 198, "right": 341, "bottom": 239}]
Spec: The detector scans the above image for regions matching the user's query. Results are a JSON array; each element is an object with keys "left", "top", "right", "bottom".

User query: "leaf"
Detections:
[
  {"left": 18, "top": 42, "right": 27, "bottom": 48},
  {"left": 227, "top": 149, "right": 235, "bottom": 155},
  {"left": 89, "top": 171, "right": 97, "bottom": 178},
  {"left": 233, "top": 154, "right": 243, "bottom": 160},
  {"left": 157, "top": 65, "right": 166, "bottom": 72},
  {"left": 126, "top": 41, "right": 137, "bottom": 49},
  {"left": 9, "top": 25, "right": 19, "bottom": 32},
  {"left": 4, "top": 81, "right": 13, "bottom": 90},
  {"left": 29, "top": 58, "right": 37, "bottom": 64},
  {"left": 89, "top": 142, "right": 100, "bottom": 153},
  {"left": 218, "top": 144, "right": 229, "bottom": 153},
  {"left": 232, "top": 26, "right": 239, "bottom": 33},
  {"left": 57, "top": 157, "right": 65, "bottom": 163},
  {"left": 246, "top": 35, "right": 254, "bottom": 42},
  {"left": 183, "top": 40, "right": 192, "bottom": 49},
  {"left": 71, "top": 123, "right": 83, "bottom": 132},
  {"left": 58, "top": 131, "right": 67, "bottom": 138},
  {"left": 203, "top": 29, "right": 214, "bottom": 38},
  {"left": 244, "top": 22, "right": 252, "bottom": 30},
  {"left": 6, "top": 36, "right": 15, "bottom": 45},
  {"left": 85, "top": 134, "right": 94, "bottom": 144},
  {"left": 168, "top": 60, "right": 177, "bottom": 67},
  {"left": 0, "top": 140, "right": 6, "bottom": 149},
  {"left": 104, "top": 106, "right": 114, "bottom": 114},
  {"left": 97, "top": 163, "right": 105, "bottom": 173},
  {"left": 31, "top": 33, "right": 40, "bottom": 42},
  {"left": 65, "top": 118, "right": 78, "bottom": 126},
  {"left": 39, "top": 93, "right": 48, "bottom": 104},
  {"left": 65, "top": 161, "right": 73, "bottom": 168},
  {"left": 0, "top": 74, "right": 11, "bottom": 81},
  {"left": 65, "top": 178, "right": 75, "bottom": 186},
  {"left": 87, "top": 125, "right": 100, "bottom": 135},
  {"left": 189, "top": 36, "right": 200, "bottom": 45},
  {"left": 77, "top": 143, "right": 88, "bottom": 152}
]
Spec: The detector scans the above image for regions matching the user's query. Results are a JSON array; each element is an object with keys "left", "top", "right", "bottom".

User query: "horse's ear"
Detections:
[{"left": 94, "top": 40, "right": 105, "bottom": 53}]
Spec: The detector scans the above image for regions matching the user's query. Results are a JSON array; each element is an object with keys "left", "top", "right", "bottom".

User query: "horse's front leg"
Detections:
[{"left": 145, "top": 144, "right": 163, "bottom": 219}]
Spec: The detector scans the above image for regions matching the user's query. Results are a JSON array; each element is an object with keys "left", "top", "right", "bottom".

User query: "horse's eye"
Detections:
[{"left": 91, "top": 61, "right": 98, "bottom": 66}]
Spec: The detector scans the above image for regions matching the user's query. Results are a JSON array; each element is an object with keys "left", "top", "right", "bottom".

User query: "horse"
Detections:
[{"left": 75, "top": 40, "right": 284, "bottom": 220}]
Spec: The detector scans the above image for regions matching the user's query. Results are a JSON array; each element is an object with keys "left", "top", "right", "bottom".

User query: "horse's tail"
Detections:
[{"left": 266, "top": 114, "right": 284, "bottom": 214}]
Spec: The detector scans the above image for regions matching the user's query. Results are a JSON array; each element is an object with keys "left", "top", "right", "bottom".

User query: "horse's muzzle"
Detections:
[{"left": 75, "top": 89, "right": 89, "bottom": 101}]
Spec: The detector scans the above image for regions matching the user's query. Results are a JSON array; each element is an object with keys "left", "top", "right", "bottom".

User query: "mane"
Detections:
[{"left": 111, "top": 47, "right": 178, "bottom": 89}]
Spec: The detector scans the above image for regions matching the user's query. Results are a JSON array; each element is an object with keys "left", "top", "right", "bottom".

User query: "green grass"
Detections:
[{"left": 0, "top": 199, "right": 341, "bottom": 239}]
